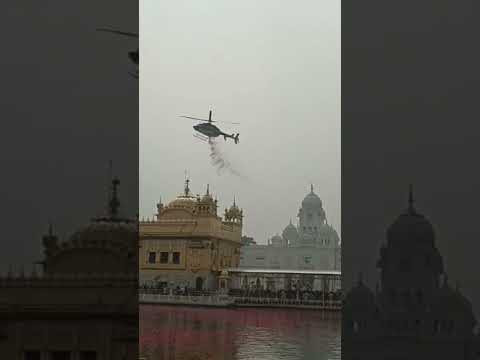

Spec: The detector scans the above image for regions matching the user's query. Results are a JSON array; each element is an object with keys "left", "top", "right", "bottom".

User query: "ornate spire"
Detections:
[
  {"left": 206, "top": 184, "right": 210, "bottom": 196},
  {"left": 184, "top": 177, "right": 191, "bottom": 196},
  {"left": 233, "top": 195, "right": 236, "bottom": 207},
  {"left": 310, "top": 184, "right": 314, "bottom": 193},
  {"left": 408, "top": 184, "right": 415, "bottom": 214},
  {"left": 108, "top": 177, "right": 120, "bottom": 217},
  {"left": 358, "top": 271, "right": 363, "bottom": 285}
]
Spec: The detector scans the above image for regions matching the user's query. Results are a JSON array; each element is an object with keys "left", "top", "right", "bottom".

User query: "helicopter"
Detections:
[
  {"left": 180, "top": 110, "right": 240, "bottom": 144},
  {"left": 97, "top": 28, "right": 138, "bottom": 78}
]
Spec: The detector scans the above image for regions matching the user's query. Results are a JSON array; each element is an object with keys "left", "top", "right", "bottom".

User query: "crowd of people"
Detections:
[
  {"left": 139, "top": 282, "right": 342, "bottom": 305},
  {"left": 139, "top": 283, "right": 215, "bottom": 296},
  {"left": 229, "top": 288, "right": 342, "bottom": 302}
]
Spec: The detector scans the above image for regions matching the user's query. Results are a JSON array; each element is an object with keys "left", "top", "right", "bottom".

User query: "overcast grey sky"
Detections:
[{"left": 140, "top": 0, "right": 340, "bottom": 244}]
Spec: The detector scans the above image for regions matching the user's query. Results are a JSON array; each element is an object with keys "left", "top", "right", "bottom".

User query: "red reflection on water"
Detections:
[{"left": 140, "top": 305, "right": 340, "bottom": 360}]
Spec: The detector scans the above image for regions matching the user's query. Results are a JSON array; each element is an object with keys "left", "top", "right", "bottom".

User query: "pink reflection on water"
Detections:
[{"left": 140, "top": 305, "right": 341, "bottom": 360}]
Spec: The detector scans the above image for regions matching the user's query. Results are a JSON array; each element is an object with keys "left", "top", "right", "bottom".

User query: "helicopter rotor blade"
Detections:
[
  {"left": 211, "top": 120, "right": 240, "bottom": 125},
  {"left": 180, "top": 116, "right": 239, "bottom": 125},
  {"left": 180, "top": 116, "right": 210, "bottom": 122},
  {"left": 96, "top": 28, "right": 139, "bottom": 38}
]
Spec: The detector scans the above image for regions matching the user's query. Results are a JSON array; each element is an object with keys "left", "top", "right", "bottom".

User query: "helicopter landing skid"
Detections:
[{"left": 193, "top": 133, "right": 209, "bottom": 142}]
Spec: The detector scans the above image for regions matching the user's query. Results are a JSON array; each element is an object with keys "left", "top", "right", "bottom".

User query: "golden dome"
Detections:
[
  {"left": 164, "top": 196, "right": 197, "bottom": 215},
  {"left": 168, "top": 196, "right": 196, "bottom": 207},
  {"left": 165, "top": 178, "right": 197, "bottom": 210}
]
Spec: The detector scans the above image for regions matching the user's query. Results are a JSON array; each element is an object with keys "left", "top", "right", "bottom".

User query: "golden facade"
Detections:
[{"left": 139, "top": 180, "right": 243, "bottom": 290}]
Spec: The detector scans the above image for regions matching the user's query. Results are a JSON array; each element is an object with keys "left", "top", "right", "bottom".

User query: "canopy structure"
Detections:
[
  {"left": 224, "top": 268, "right": 341, "bottom": 293},
  {"left": 225, "top": 267, "right": 340, "bottom": 276}
]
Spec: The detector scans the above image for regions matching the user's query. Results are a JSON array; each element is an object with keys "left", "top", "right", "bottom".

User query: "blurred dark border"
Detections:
[
  {"left": 0, "top": 1, "right": 138, "bottom": 359},
  {"left": 342, "top": 0, "right": 480, "bottom": 358}
]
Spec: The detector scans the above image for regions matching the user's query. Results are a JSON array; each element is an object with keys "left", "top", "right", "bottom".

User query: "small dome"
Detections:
[
  {"left": 432, "top": 280, "right": 476, "bottom": 325},
  {"left": 387, "top": 186, "right": 435, "bottom": 247},
  {"left": 44, "top": 217, "right": 137, "bottom": 275},
  {"left": 70, "top": 219, "right": 137, "bottom": 245},
  {"left": 282, "top": 221, "right": 298, "bottom": 240},
  {"left": 228, "top": 201, "right": 242, "bottom": 217},
  {"left": 270, "top": 234, "right": 286, "bottom": 247},
  {"left": 387, "top": 210, "right": 435, "bottom": 247},
  {"left": 166, "top": 178, "right": 197, "bottom": 210},
  {"left": 302, "top": 186, "right": 323, "bottom": 209},
  {"left": 344, "top": 279, "right": 377, "bottom": 313},
  {"left": 319, "top": 223, "right": 340, "bottom": 246}
]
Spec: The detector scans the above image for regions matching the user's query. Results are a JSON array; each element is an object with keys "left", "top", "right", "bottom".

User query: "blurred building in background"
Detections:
[
  {"left": 240, "top": 185, "right": 341, "bottom": 272},
  {"left": 343, "top": 187, "right": 480, "bottom": 360},
  {"left": 0, "top": 178, "right": 138, "bottom": 360}
]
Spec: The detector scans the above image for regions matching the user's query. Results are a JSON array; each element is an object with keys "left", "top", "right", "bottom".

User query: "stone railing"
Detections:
[
  {"left": 233, "top": 296, "right": 342, "bottom": 310},
  {"left": 0, "top": 272, "right": 137, "bottom": 287},
  {"left": 139, "top": 292, "right": 234, "bottom": 307},
  {"left": 138, "top": 289, "right": 342, "bottom": 310}
]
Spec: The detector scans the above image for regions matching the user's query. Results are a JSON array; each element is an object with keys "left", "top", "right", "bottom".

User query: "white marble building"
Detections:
[{"left": 240, "top": 185, "right": 341, "bottom": 272}]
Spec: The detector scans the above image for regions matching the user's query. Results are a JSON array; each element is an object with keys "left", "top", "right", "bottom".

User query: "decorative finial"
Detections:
[
  {"left": 311, "top": 184, "right": 314, "bottom": 193},
  {"left": 48, "top": 222, "right": 54, "bottom": 237},
  {"left": 184, "top": 177, "right": 190, "bottom": 196},
  {"left": 358, "top": 271, "right": 363, "bottom": 285},
  {"left": 233, "top": 196, "right": 236, "bottom": 207},
  {"left": 206, "top": 184, "right": 210, "bottom": 196}
]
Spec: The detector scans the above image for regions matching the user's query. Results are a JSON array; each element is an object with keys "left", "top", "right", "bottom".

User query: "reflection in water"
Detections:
[{"left": 140, "top": 305, "right": 340, "bottom": 360}]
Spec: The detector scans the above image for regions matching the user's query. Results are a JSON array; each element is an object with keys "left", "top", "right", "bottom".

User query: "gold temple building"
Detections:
[{"left": 139, "top": 179, "right": 243, "bottom": 290}]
